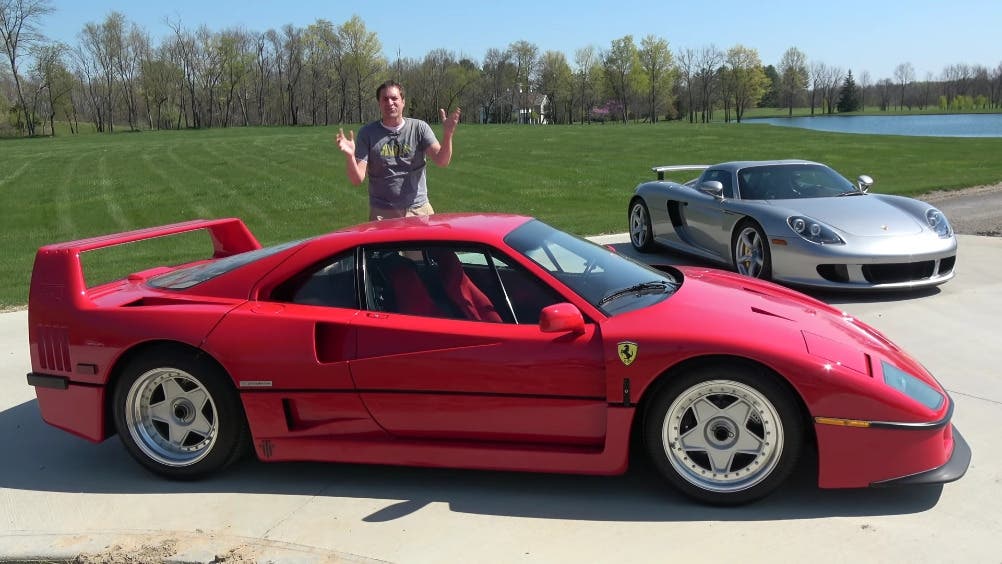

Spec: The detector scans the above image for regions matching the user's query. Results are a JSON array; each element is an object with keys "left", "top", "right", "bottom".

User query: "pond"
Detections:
[{"left": 747, "top": 113, "right": 1002, "bottom": 137}]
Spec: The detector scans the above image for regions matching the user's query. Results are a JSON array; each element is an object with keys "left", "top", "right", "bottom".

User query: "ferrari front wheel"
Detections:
[
  {"left": 732, "top": 221, "right": 772, "bottom": 279},
  {"left": 644, "top": 364, "right": 802, "bottom": 505},
  {"left": 629, "top": 199, "right": 655, "bottom": 252},
  {"left": 113, "top": 346, "right": 248, "bottom": 479}
]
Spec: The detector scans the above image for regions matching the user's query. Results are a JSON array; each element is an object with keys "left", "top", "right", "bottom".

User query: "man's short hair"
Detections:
[{"left": 376, "top": 80, "right": 405, "bottom": 101}]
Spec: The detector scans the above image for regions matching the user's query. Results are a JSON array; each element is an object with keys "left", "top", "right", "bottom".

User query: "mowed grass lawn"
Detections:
[{"left": 3, "top": 121, "right": 1002, "bottom": 309}]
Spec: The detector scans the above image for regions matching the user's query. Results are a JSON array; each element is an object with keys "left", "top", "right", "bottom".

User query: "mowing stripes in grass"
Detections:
[{"left": 2, "top": 123, "right": 1002, "bottom": 308}]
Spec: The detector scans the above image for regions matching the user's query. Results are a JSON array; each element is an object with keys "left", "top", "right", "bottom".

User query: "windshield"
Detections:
[
  {"left": 738, "top": 164, "right": 858, "bottom": 200},
  {"left": 504, "top": 220, "right": 679, "bottom": 315},
  {"left": 149, "top": 240, "right": 303, "bottom": 289}
]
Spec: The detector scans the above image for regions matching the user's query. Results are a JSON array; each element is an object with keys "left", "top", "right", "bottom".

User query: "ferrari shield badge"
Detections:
[{"left": 617, "top": 341, "right": 639, "bottom": 366}]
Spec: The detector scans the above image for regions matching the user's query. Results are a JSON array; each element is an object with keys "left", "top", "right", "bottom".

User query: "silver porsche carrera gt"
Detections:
[{"left": 628, "top": 160, "right": 957, "bottom": 290}]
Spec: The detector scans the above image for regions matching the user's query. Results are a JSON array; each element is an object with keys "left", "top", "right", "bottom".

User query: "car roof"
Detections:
[
  {"left": 315, "top": 213, "right": 536, "bottom": 247},
  {"left": 710, "top": 159, "right": 822, "bottom": 173}
]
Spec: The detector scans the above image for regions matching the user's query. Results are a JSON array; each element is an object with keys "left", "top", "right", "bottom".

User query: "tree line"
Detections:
[{"left": 2, "top": 0, "right": 1002, "bottom": 137}]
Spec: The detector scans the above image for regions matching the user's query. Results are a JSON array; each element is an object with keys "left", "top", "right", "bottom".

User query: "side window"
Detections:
[
  {"left": 362, "top": 245, "right": 564, "bottom": 325},
  {"left": 272, "top": 252, "right": 358, "bottom": 308},
  {"left": 364, "top": 246, "right": 507, "bottom": 323},
  {"left": 487, "top": 253, "right": 565, "bottom": 324}
]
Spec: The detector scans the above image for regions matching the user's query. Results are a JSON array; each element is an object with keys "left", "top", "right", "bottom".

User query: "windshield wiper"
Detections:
[
  {"left": 836, "top": 190, "right": 865, "bottom": 196},
  {"left": 599, "top": 280, "right": 671, "bottom": 305}
]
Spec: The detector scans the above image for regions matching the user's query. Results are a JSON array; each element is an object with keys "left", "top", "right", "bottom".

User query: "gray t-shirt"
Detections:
[{"left": 355, "top": 118, "right": 439, "bottom": 209}]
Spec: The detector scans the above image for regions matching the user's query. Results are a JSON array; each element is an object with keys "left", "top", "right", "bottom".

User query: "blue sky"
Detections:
[{"left": 41, "top": 0, "right": 1002, "bottom": 81}]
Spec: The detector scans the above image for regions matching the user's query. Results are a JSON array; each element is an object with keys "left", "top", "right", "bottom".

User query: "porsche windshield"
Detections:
[
  {"left": 738, "top": 164, "right": 858, "bottom": 200},
  {"left": 505, "top": 220, "right": 679, "bottom": 315}
]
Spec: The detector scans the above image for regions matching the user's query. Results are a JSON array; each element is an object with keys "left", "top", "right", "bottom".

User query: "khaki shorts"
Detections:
[{"left": 369, "top": 202, "right": 435, "bottom": 221}]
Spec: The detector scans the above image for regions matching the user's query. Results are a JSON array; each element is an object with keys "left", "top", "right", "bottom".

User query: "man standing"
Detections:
[{"left": 336, "top": 80, "right": 461, "bottom": 220}]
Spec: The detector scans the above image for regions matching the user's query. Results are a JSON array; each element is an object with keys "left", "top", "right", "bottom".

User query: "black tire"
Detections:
[
  {"left": 643, "top": 363, "right": 803, "bottom": 505},
  {"left": 732, "top": 221, "right": 772, "bottom": 279},
  {"left": 629, "top": 199, "right": 655, "bottom": 252},
  {"left": 113, "top": 346, "right": 249, "bottom": 479}
]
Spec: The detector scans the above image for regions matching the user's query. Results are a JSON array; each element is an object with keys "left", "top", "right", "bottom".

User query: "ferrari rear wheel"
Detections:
[
  {"left": 113, "top": 347, "right": 248, "bottom": 479},
  {"left": 732, "top": 222, "right": 772, "bottom": 279},
  {"left": 629, "top": 199, "right": 655, "bottom": 252},
  {"left": 644, "top": 364, "right": 802, "bottom": 505}
]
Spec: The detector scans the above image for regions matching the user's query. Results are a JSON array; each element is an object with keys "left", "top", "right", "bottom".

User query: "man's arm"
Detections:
[
  {"left": 427, "top": 107, "right": 460, "bottom": 167},
  {"left": 336, "top": 128, "right": 368, "bottom": 185}
]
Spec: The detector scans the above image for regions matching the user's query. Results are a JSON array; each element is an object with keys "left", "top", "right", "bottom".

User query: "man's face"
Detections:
[{"left": 379, "top": 86, "right": 405, "bottom": 121}]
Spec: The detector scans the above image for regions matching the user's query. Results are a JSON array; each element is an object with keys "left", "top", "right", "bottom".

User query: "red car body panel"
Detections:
[{"left": 26, "top": 215, "right": 966, "bottom": 490}]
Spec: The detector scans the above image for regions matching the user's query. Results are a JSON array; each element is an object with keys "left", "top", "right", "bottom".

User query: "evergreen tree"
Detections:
[{"left": 837, "top": 70, "right": 861, "bottom": 113}]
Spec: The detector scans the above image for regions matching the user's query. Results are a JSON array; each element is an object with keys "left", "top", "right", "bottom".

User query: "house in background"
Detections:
[{"left": 518, "top": 92, "right": 549, "bottom": 124}]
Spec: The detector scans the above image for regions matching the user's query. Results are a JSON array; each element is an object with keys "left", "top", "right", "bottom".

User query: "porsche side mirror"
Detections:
[
  {"left": 857, "top": 175, "right": 873, "bottom": 193},
  {"left": 539, "top": 302, "right": 585, "bottom": 334},
  {"left": 698, "top": 180, "right": 725, "bottom": 199}
]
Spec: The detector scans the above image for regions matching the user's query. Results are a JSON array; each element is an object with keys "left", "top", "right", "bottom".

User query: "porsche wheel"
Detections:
[
  {"left": 732, "top": 221, "right": 772, "bottom": 279},
  {"left": 629, "top": 199, "right": 655, "bottom": 252},
  {"left": 644, "top": 364, "right": 802, "bottom": 505},
  {"left": 113, "top": 347, "right": 248, "bottom": 479}
]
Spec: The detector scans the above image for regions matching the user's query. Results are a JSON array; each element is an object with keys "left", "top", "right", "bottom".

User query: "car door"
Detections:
[
  {"left": 203, "top": 250, "right": 376, "bottom": 439},
  {"left": 681, "top": 168, "right": 736, "bottom": 259},
  {"left": 349, "top": 244, "right": 608, "bottom": 447}
]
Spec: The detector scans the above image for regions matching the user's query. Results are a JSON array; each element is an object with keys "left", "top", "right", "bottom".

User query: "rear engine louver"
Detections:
[{"left": 37, "top": 325, "right": 72, "bottom": 372}]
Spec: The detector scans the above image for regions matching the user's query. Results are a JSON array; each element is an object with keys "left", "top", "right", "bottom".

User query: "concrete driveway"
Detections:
[{"left": 1, "top": 234, "right": 999, "bottom": 563}]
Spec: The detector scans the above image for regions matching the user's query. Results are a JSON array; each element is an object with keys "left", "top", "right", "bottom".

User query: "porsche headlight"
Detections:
[
  {"left": 882, "top": 361, "right": 944, "bottom": 410},
  {"left": 926, "top": 208, "right": 952, "bottom": 238},
  {"left": 787, "top": 216, "right": 845, "bottom": 244}
]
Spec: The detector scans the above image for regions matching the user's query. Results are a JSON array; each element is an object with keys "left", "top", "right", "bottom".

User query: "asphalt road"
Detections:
[{"left": 1, "top": 231, "right": 1000, "bottom": 563}]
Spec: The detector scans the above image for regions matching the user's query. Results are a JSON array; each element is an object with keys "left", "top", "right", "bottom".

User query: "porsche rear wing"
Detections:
[
  {"left": 651, "top": 165, "right": 710, "bottom": 181},
  {"left": 29, "top": 218, "right": 261, "bottom": 309}
]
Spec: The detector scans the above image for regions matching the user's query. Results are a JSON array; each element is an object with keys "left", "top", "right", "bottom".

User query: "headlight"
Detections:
[
  {"left": 787, "top": 216, "right": 845, "bottom": 244},
  {"left": 926, "top": 208, "right": 952, "bottom": 238},
  {"left": 882, "top": 361, "right": 944, "bottom": 410}
]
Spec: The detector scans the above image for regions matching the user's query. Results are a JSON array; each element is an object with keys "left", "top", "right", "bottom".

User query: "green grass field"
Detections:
[{"left": 3, "top": 121, "right": 1002, "bottom": 309}]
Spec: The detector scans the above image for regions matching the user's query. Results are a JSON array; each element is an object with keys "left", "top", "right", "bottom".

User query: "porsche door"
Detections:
[
  {"left": 678, "top": 169, "right": 736, "bottom": 259},
  {"left": 349, "top": 245, "right": 607, "bottom": 447}
]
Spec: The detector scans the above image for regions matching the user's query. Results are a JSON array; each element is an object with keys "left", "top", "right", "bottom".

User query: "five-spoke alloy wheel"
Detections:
[
  {"left": 644, "top": 364, "right": 802, "bottom": 505},
  {"left": 114, "top": 346, "right": 248, "bottom": 479},
  {"left": 732, "top": 221, "right": 772, "bottom": 279},
  {"left": 629, "top": 199, "right": 655, "bottom": 252}
]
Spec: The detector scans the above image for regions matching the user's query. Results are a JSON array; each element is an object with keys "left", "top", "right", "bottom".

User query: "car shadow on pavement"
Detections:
[{"left": 2, "top": 399, "right": 945, "bottom": 523}]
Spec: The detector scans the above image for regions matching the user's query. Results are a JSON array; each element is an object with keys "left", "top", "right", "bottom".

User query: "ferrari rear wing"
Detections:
[
  {"left": 29, "top": 218, "right": 261, "bottom": 310},
  {"left": 651, "top": 165, "right": 710, "bottom": 181}
]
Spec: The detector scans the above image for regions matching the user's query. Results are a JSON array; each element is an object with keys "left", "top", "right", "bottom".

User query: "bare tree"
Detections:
[
  {"left": 675, "top": 48, "right": 696, "bottom": 122},
  {"left": 893, "top": 62, "right": 914, "bottom": 110},
  {"left": 574, "top": 45, "right": 599, "bottom": 123},
  {"left": 0, "top": 0, "right": 53, "bottom": 135},
  {"left": 809, "top": 61, "right": 826, "bottom": 115},
  {"left": 777, "top": 47, "right": 807, "bottom": 117},
  {"left": 79, "top": 15, "right": 121, "bottom": 132},
  {"left": 876, "top": 77, "right": 893, "bottom": 111},
  {"left": 693, "top": 45, "right": 723, "bottom": 123},
  {"left": 30, "top": 41, "right": 73, "bottom": 135},
  {"left": 480, "top": 47, "right": 514, "bottom": 123},
  {"left": 821, "top": 65, "right": 844, "bottom": 114},
  {"left": 859, "top": 70, "right": 871, "bottom": 111}
]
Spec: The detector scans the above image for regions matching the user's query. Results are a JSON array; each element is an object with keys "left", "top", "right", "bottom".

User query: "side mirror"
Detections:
[
  {"left": 539, "top": 302, "right": 585, "bottom": 334},
  {"left": 698, "top": 180, "right": 725, "bottom": 198},
  {"left": 857, "top": 175, "right": 873, "bottom": 193}
]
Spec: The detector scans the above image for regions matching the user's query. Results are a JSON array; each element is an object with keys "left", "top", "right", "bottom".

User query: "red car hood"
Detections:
[{"left": 637, "top": 266, "right": 923, "bottom": 377}]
